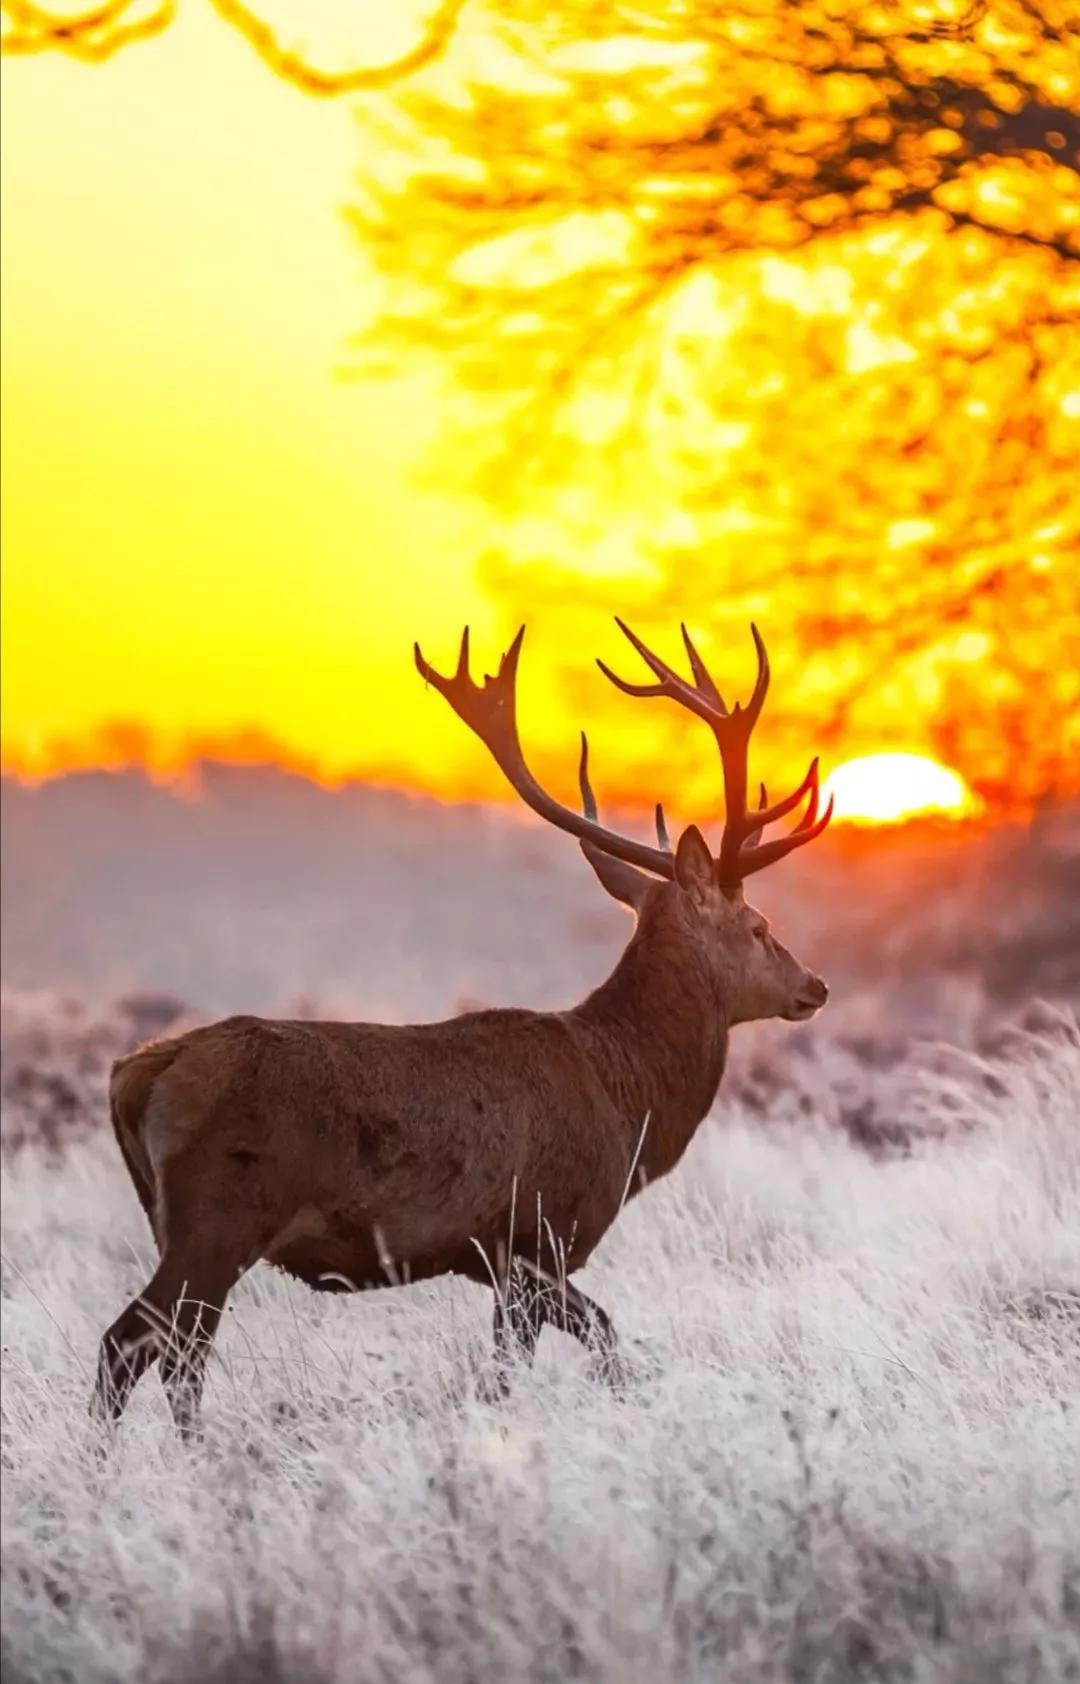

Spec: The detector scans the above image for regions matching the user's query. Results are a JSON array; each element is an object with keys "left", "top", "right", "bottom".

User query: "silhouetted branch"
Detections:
[
  {"left": 1, "top": 0, "right": 466, "bottom": 86},
  {"left": 204, "top": 0, "right": 465, "bottom": 96},
  {"left": 1, "top": 0, "right": 172, "bottom": 61}
]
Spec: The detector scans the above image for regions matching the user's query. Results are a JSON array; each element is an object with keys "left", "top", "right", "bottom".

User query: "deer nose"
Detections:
[{"left": 804, "top": 975, "right": 829, "bottom": 1005}]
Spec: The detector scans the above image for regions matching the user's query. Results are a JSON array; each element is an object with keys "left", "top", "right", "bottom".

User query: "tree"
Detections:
[{"left": 349, "top": 0, "right": 1079, "bottom": 811}]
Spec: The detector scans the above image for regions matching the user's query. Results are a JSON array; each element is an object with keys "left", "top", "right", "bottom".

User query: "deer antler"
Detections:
[
  {"left": 415, "top": 628, "right": 676, "bottom": 879},
  {"left": 598, "top": 620, "right": 832, "bottom": 885},
  {"left": 577, "top": 730, "right": 672, "bottom": 855}
]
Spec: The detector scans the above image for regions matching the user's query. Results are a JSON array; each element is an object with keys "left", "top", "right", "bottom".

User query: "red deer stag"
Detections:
[{"left": 92, "top": 621, "right": 832, "bottom": 1433}]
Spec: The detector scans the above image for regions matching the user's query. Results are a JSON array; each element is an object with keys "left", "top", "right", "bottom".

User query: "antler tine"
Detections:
[
  {"left": 614, "top": 616, "right": 687, "bottom": 688},
  {"left": 736, "top": 792, "right": 834, "bottom": 878},
  {"left": 583, "top": 725, "right": 672, "bottom": 856},
  {"left": 752, "top": 758, "right": 821, "bottom": 831},
  {"left": 680, "top": 623, "right": 726, "bottom": 712},
  {"left": 740, "top": 622, "right": 770, "bottom": 727},
  {"left": 718, "top": 752, "right": 831, "bottom": 882},
  {"left": 595, "top": 659, "right": 671, "bottom": 701},
  {"left": 597, "top": 618, "right": 722, "bottom": 725},
  {"left": 414, "top": 642, "right": 434, "bottom": 686},
  {"left": 578, "top": 731, "right": 598, "bottom": 821},
  {"left": 498, "top": 624, "right": 525, "bottom": 682},
  {"left": 416, "top": 627, "right": 675, "bottom": 881},
  {"left": 717, "top": 759, "right": 828, "bottom": 884}
]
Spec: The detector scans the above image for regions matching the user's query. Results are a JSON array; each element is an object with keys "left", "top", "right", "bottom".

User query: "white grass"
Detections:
[{"left": 3, "top": 1006, "right": 1079, "bottom": 1684}]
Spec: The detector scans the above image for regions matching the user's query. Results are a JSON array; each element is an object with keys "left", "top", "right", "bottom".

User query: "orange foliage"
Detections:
[{"left": 350, "top": 0, "right": 1080, "bottom": 813}]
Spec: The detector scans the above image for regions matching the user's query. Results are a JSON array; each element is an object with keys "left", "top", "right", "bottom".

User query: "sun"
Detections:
[{"left": 822, "top": 753, "right": 979, "bottom": 826}]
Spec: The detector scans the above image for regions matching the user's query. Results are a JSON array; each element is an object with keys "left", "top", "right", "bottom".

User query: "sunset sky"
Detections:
[
  {"left": 3, "top": 1, "right": 1077, "bottom": 819},
  {"left": 2, "top": 3, "right": 513, "bottom": 795}
]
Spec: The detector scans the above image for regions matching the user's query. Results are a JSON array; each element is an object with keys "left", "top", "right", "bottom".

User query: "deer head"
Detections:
[{"left": 415, "top": 620, "right": 832, "bottom": 1028}]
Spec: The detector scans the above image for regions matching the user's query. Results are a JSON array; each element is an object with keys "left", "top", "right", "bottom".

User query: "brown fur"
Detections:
[{"left": 91, "top": 838, "right": 826, "bottom": 1432}]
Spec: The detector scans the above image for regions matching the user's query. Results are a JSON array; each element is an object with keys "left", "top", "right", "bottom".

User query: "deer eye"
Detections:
[{"left": 752, "top": 925, "right": 767, "bottom": 943}]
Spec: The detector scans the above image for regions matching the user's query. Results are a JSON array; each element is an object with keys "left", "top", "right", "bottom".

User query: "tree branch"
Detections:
[
  {"left": 1, "top": 0, "right": 173, "bottom": 61},
  {"left": 205, "top": 0, "right": 466, "bottom": 96},
  {"left": 1, "top": 0, "right": 466, "bottom": 87}
]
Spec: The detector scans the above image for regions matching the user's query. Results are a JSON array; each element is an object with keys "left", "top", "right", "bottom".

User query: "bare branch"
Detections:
[
  {"left": 1, "top": 0, "right": 466, "bottom": 86},
  {"left": 204, "top": 0, "right": 466, "bottom": 96},
  {"left": 1, "top": 0, "right": 173, "bottom": 61}
]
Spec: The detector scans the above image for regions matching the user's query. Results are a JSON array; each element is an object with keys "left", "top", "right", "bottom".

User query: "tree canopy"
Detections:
[{"left": 350, "top": 0, "right": 1079, "bottom": 811}]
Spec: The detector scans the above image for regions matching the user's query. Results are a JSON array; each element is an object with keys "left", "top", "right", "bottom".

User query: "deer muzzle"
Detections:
[{"left": 785, "top": 973, "right": 829, "bottom": 1021}]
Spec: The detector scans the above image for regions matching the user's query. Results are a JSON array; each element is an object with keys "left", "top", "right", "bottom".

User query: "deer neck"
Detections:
[{"left": 571, "top": 921, "right": 729, "bottom": 1182}]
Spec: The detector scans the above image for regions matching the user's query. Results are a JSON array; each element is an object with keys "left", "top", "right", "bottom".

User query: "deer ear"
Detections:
[
  {"left": 674, "top": 825, "right": 715, "bottom": 899},
  {"left": 580, "top": 841, "right": 653, "bottom": 911}
]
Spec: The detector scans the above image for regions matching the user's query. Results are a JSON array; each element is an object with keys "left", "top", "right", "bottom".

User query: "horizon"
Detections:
[{"left": 4, "top": 4, "right": 1077, "bottom": 822}]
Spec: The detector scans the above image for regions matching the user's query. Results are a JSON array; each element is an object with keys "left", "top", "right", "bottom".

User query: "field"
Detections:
[{"left": 2, "top": 773, "right": 1079, "bottom": 1684}]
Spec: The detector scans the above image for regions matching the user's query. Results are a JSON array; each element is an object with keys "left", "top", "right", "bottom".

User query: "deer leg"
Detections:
[
  {"left": 91, "top": 1235, "right": 248, "bottom": 1434},
  {"left": 90, "top": 1242, "right": 207, "bottom": 1426},
  {"left": 494, "top": 1258, "right": 621, "bottom": 1381},
  {"left": 483, "top": 1260, "right": 543, "bottom": 1398},
  {"left": 520, "top": 1261, "right": 619, "bottom": 1362},
  {"left": 152, "top": 1229, "right": 257, "bottom": 1438},
  {"left": 559, "top": 1280, "right": 631, "bottom": 1388},
  {"left": 555, "top": 1280, "right": 618, "bottom": 1361},
  {"left": 493, "top": 1259, "right": 544, "bottom": 1362},
  {"left": 157, "top": 1285, "right": 229, "bottom": 1441},
  {"left": 91, "top": 1275, "right": 173, "bottom": 1424}
]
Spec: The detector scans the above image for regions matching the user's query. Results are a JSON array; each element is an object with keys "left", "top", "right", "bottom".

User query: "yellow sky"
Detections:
[
  {"left": 5, "top": 6, "right": 1074, "bottom": 824},
  {"left": 1, "top": 4, "right": 514, "bottom": 793}
]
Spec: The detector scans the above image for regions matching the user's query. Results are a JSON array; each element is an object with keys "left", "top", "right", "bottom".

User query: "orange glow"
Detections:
[
  {"left": 2, "top": 4, "right": 1078, "bottom": 819},
  {"left": 824, "top": 754, "right": 979, "bottom": 827}
]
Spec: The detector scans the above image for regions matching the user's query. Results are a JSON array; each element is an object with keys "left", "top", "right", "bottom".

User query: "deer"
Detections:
[{"left": 91, "top": 619, "right": 832, "bottom": 1434}]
